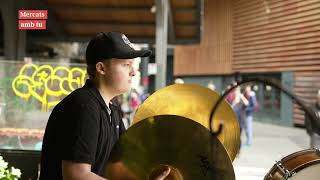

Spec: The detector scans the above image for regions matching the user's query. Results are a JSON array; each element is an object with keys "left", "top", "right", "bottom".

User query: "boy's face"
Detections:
[{"left": 102, "top": 58, "right": 136, "bottom": 95}]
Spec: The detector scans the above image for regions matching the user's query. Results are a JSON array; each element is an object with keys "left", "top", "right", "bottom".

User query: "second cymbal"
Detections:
[{"left": 105, "top": 115, "right": 235, "bottom": 180}]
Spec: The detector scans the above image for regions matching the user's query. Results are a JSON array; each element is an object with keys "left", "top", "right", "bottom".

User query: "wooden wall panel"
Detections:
[
  {"left": 294, "top": 71, "right": 320, "bottom": 125},
  {"left": 233, "top": 0, "right": 320, "bottom": 126},
  {"left": 233, "top": 0, "right": 320, "bottom": 73},
  {"left": 174, "top": 0, "right": 233, "bottom": 75}
]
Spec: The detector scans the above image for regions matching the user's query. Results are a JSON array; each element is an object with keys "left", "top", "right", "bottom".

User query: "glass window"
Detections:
[{"left": 0, "top": 60, "right": 87, "bottom": 151}]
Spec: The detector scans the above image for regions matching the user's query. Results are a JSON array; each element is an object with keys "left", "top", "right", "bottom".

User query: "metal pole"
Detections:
[{"left": 155, "top": 0, "right": 168, "bottom": 90}]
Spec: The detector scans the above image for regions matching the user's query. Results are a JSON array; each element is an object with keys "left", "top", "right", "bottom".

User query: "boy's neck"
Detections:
[{"left": 92, "top": 79, "right": 114, "bottom": 107}]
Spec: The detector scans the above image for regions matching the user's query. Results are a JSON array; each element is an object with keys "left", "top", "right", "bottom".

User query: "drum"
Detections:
[{"left": 264, "top": 148, "right": 320, "bottom": 180}]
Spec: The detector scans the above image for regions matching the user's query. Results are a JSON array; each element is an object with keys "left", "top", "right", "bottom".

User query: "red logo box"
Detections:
[
  {"left": 18, "top": 10, "right": 48, "bottom": 19},
  {"left": 18, "top": 20, "right": 46, "bottom": 30}
]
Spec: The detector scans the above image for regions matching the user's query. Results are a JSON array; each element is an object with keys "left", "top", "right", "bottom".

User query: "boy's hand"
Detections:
[{"left": 148, "top": 165, "right": 171, "bottom": 180}]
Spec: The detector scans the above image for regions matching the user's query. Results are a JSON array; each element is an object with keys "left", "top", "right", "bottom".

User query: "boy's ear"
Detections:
[{"left": 96, "top": 62, "right": 106, "bottom": 75}]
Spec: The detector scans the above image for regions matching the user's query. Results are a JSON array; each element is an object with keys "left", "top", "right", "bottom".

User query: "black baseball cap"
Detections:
[{"left": 85, "top": 32, "right": 152, "bottom": 65}]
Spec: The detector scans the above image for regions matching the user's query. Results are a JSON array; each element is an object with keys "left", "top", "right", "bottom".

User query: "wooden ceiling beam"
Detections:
[
  {"left": 61, "top": 20, "right": 196, "bottom": 26},
  {"left": 29, "top": 35, "right": 199, "bottom": 44},
  {"left": 62, "top": 21, "right": 155, "bottom": 26},
  {"left": 50, "top": 4, "right": 195, "bottom": 12},
  {"left": 196, "top": 0, "right": 203, "bottom": 42},
  {"left": 51, "top": 5, "right": 151, "bottom": 11},
  {"left": 44, "top": 0, "right": 154, "bottom": 8}
]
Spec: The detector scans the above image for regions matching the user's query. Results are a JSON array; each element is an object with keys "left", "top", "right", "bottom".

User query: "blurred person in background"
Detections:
[
  {"left": 305, "top": 90, "right": 320, "bottom": 149},
  {"left": 231, "top": 87, "right": 248, "bottom": 154},
  {"left": 243, "top": 85, "right": 258, "bottom": 146}
]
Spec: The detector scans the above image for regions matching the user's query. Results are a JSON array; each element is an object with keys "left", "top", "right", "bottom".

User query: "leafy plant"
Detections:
[{"left": 0, "top": 156, "right": 21, "bottom": 180}]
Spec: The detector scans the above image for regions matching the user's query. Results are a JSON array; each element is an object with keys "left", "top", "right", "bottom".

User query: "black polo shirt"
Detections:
[{"left": 39, "top": 79, "right": 125, "bottom": 180}]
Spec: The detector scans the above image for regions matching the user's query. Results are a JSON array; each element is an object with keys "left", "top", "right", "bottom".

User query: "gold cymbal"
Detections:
[
  {"left": 133, "top": 84, "right": 240, "bottom": 161},
  {"left": 105, "top": 115, "right": 235, "bottom": 180}
]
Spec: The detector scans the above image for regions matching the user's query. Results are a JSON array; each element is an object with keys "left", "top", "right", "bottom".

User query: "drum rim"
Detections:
[
  {"left": 264, "top": 149, "right": 320, "bottom": 180},
  {"left": 281, "top": 149, "right": 318, "bottom": 162}
]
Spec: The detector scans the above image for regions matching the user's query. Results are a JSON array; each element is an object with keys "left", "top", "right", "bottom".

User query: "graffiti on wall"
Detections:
[{"left": 12, "top": 63, "right": 87, "bottom": 111}]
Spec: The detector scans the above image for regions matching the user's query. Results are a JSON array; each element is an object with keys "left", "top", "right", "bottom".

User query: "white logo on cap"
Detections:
[{"left": 122, "top": 34, "right": 135, "bottom": 49}]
